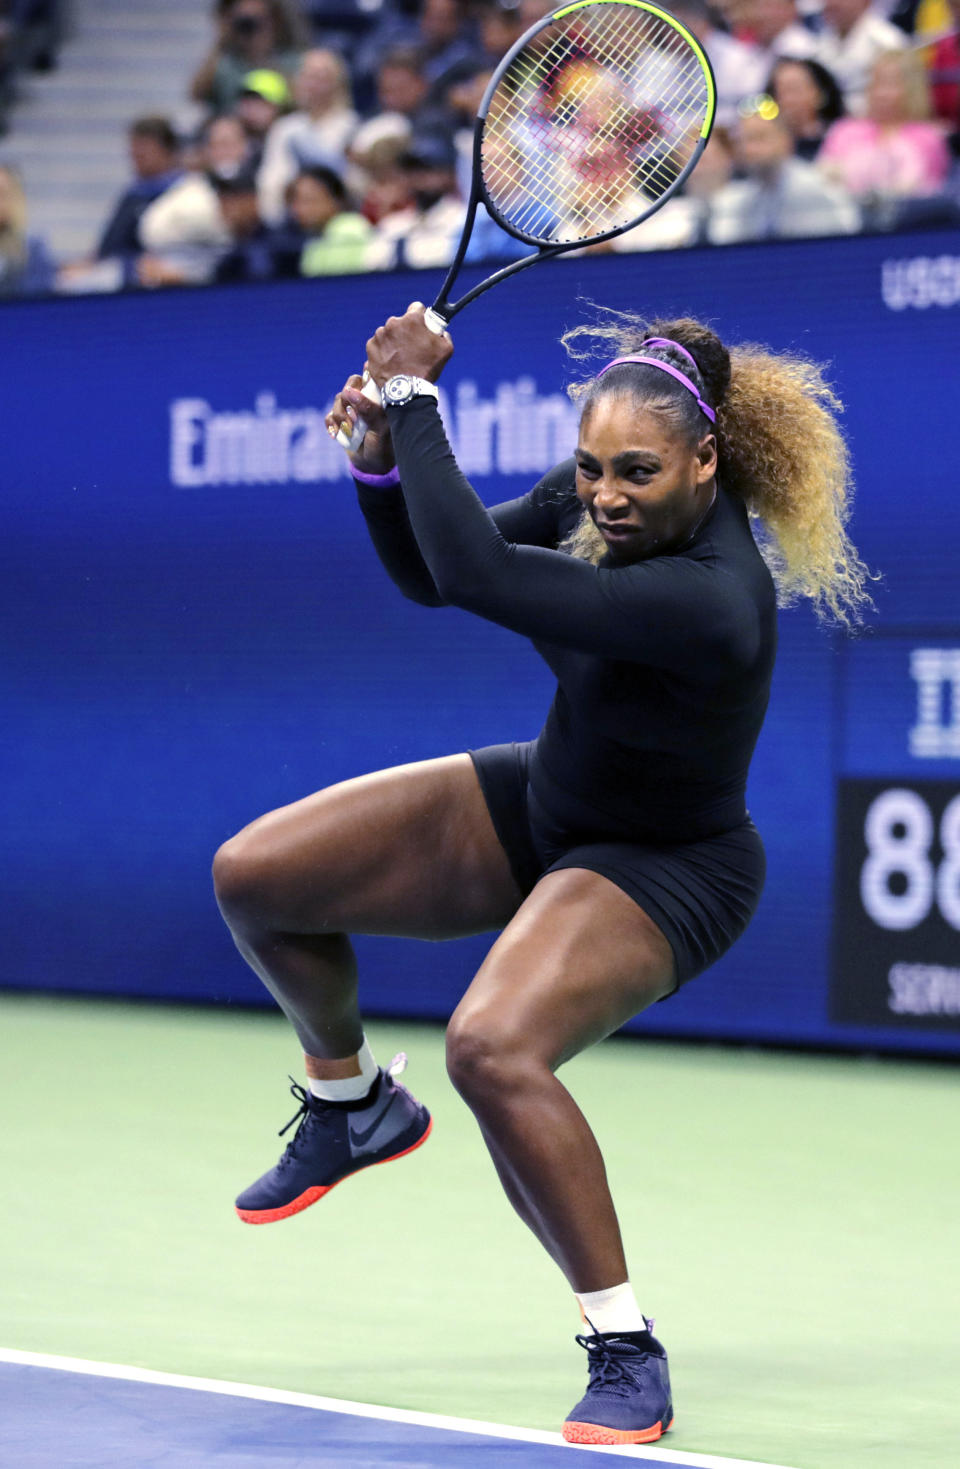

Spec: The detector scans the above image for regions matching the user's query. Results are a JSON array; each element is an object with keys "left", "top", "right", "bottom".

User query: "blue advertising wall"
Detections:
[{"left": 4, "top": 230, "right": 960, "bottom": 1053}]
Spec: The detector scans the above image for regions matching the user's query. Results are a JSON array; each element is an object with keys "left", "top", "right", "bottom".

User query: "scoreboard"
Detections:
[{"left": 832, "top": 638, "right": 960, "bottom": 1030}]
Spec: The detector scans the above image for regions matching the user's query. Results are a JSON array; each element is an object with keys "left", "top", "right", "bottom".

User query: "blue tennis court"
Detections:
[{"left": 0, "top": 1353, "right": 797, "bottom": 1469}]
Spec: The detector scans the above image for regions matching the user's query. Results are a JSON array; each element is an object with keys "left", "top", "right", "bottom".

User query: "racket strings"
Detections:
[{"left": 481, "top": 1, "right": 710, "bottom": 243}]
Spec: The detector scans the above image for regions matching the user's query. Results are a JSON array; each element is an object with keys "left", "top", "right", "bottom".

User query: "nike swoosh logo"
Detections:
[{"left": 349, "top": 1097, "right": 396, "bottom": 1149}]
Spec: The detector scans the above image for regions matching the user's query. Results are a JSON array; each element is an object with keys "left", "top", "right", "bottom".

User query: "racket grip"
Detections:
[
  {"left": 335, "top": 374, "right": 381, "bottom": 452},
  {"left": 424, "top": 307, "right": 449, "bottom": 335}
]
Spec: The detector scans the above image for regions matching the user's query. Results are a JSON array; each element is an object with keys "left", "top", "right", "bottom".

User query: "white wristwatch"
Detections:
[{"left": 382, "top": 375, "right": 440, "bottom": 407}]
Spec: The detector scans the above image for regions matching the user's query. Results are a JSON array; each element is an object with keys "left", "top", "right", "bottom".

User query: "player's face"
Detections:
[{"left": 575, "top": 395, "right": 717, "bottom": 562}]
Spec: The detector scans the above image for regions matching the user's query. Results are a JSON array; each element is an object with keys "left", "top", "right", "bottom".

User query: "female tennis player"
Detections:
[{"left": 213, "top": 303, "right": 871, "bottom": 1445}]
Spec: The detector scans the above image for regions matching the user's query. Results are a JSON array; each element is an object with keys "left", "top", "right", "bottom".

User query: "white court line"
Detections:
[{"left": 0, "top": 1347, "right": 799, "bottom": 1468}]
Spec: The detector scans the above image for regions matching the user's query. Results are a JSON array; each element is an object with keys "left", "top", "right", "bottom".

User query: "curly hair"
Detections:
[{"left": 561, "top": 308, "right": 876, "bottom": 625}]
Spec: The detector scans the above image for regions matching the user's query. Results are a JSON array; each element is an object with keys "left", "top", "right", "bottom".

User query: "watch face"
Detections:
[{"left": 384, "top": 375, "right": 414, "bottom": 405}]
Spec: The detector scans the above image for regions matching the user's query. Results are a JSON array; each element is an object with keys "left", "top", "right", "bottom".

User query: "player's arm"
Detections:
[
  {"left": 386, "top": 398, "right": 758, "bottom": 675},
  {"left": 328, "top": 370, "right": 442, "bottom": 606},
  {"left": 357, "top": 474, "right": 570, "bottom": 608},
  {"left": 354, "top": 482, "right": 446, "bottom": 607},
  {"left": 329, "top": 370, "right": 570, "bottom": 606}
]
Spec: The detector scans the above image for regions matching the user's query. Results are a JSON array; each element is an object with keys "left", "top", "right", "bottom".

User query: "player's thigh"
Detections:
[
  {"left": 447, "top": 866, "right": 676, "bottom": 1074},
  {"left": 213, "top": 753, "right": 523, "bottom": 939}
]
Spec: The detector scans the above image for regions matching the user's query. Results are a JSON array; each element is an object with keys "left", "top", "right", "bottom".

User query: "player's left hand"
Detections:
[
  {"left": 365, "top": 302, "right": 453, "bottom": 388},
  {"left": 326, "top": 372, "right": 395, "bottom": 475}
]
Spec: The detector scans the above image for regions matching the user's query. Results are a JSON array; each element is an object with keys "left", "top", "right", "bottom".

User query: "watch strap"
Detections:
[{"left": 384, "top": 375, "right": 440, "bottom": 405}]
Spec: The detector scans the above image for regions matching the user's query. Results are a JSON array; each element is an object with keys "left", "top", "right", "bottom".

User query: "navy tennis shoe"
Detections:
[
  {"left": 235, "top": 1053, "right": 432, "bottom": 1224},
  {"left": 562, "top": 1321, "right": 674, "bottom": 1446}
]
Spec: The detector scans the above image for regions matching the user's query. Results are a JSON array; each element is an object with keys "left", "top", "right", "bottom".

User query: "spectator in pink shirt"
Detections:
[{"left": 819, "top": 50, "right": 951, "bottom": 208}]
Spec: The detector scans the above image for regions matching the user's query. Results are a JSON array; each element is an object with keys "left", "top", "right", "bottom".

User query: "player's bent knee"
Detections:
[
  {"left": 445, "top": 1012, "right": 536, "bottom": 1102},
  {"left": 211, "top": 829, "right": 297, "bottom": 930},
  {"left": 213, "top": 802, "right": 352, "bottom": 933},
  {"left": 211, "top": 834, "right": 261, "bottom": 926}
]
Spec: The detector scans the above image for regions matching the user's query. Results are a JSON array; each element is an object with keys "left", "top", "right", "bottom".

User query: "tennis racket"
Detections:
[{"left": 337, "top": 0, "right": 716, "bottom": 450}]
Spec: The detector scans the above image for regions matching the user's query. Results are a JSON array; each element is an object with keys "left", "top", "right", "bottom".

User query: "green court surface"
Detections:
[{"left": 1, "top": 992, "right": 957, "bottom": 1469}]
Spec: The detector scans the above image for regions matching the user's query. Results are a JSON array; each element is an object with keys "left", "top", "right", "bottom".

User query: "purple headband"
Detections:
[{"left": 596, "top": 338, "right": 716, "bottom": 423}]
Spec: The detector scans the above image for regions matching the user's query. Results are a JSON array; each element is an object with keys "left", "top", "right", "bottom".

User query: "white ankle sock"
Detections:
[
  {"left": 307, "top": 1037, "right": 378, "bottom": 1103},
  {"left": 575, "top": 1282, "right": 647, "bottom": 1336}
]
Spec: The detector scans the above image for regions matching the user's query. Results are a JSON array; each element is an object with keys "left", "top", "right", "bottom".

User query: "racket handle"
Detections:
[
  {"left": 335, "top": 374, "right": 381, "bottom": 452},
  {"left": 335, "top": 307, "right": 450, "bottom": 452},
  {"left": 424, "top": 306, "right": 449, "bottom": 334}
]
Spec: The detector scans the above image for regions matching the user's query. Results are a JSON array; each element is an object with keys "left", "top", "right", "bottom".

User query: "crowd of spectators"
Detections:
[{"left": 1, "top": 0, "right": 960, "bottom": 298}]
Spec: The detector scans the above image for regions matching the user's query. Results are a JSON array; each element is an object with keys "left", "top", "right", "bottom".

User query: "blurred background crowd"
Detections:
[{"left": 0, "top": 0, "right": 958, "bottom": 298}]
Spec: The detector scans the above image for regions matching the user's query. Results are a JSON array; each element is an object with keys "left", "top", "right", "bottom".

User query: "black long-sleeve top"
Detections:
[{"left": 356, "top": 399, "right": 778, "bottom": 844}]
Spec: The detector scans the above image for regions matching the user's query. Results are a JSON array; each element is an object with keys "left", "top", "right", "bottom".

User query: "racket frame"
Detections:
[{"left": 430, "top": 0, "right": 717, "bottom": 324}]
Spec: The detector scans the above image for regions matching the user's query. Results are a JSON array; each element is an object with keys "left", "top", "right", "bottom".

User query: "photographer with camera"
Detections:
[{"left": 190, "top": 0, "right": 307, "bottom": 116}]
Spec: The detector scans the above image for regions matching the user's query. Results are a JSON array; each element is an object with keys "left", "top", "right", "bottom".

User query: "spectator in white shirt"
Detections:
[
  {"left": 589, "top": 128, "right": 738, "bottom": 251},
  {"left": 743, "top": 0, "right": 818, "bottom": 74},
  {"left": 814, "top": 0, "right": 906, "bottom": 114},
  {"left": 708, "top": 103, "right": 861, "bottom": 240},
  {"left": 138, "top": 114, "right": 254, "bottom": 282},
  {"left": 670, "top": 0, "right": 768, "bottom": 125},
  {"left": 257, "top": 49, "right": 359, "bottom": 225}
]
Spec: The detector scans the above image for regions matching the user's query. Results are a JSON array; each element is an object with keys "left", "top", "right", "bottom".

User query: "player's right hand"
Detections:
[{"left": 326, "top": 373, "right": 394, "bottom": 476}]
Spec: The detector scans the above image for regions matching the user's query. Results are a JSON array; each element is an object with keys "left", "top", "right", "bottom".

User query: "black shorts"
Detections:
[{"left": 469, "top": 741, "right": 765, "bottom": 990}]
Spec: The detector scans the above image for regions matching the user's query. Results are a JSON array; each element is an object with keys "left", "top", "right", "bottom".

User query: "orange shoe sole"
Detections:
[
  {"left": 562, "top": 1415, "right": 674, "bottom": 1446},
  {"left": 235, "top": 1116, "right": 434, "bottom": 1224}
]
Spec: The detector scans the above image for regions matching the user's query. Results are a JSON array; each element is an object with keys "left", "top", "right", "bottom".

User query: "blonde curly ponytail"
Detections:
[{"left": 717, "top": 345, "right": 874, "bottom": 623}]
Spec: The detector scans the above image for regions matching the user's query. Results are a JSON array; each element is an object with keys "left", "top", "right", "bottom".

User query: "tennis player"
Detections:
[{"left": 213, "top": 303, "right": 870, "bottom": 1445}]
